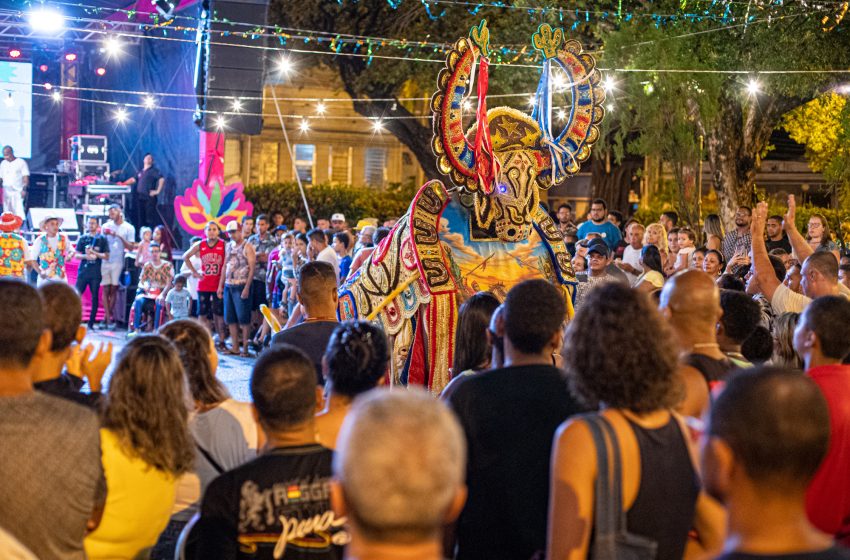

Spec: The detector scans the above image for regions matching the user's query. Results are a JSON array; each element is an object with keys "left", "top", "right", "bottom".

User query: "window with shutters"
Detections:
[
  {"left": 293, "top": 144, "right": 315, "bottom": 184},
  {"left": 364, "top": 147, "right": 387, "bottom": 187}
]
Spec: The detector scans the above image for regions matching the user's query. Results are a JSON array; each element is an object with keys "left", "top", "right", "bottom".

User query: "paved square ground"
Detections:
[{"left": 84, "top": 327, "right": 256, "bottom": 402}]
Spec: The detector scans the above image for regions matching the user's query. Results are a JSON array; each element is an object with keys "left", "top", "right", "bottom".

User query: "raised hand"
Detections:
[
  {"left": 752, "top": 201, "right": 768, "bottom": 237},
  {"left": 784, "top": 195, "right": 797, "bottom": 232},
  {"left": 79, "top": 341, "right": 113, "bottom": 393}
]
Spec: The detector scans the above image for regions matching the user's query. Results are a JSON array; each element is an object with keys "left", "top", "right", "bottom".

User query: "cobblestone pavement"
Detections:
[{"left": 84, "top": 327, "right": 256, "bottom": 402}]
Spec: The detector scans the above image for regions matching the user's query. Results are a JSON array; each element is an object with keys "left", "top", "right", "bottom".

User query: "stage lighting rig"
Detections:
[{"left": 27, "top": 8, "right": 65, "bottom": 35}]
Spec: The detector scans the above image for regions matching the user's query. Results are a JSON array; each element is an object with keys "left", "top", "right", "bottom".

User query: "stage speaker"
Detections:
[
  {"left": 194, "top": 0, "right": 269, "bottom": 135},
  {"left": 28, "top": 173, "right": 69, "bottom": 209}
]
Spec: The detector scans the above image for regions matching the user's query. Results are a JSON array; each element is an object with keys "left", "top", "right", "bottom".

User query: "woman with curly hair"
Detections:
[
  {"left": 151, "top": 319, "right": 260, "bottom": 559},
  {"left": 644, "top": 222, "right": 670, "bottom": 273},
  {"left": 770, "top": 312, "right": 804, "bottom": 370},
  {"left": 315, "top": 320, "right": 389, "bottom": 449},
  {"left": 84, "top": 335, "right": 194, "bottom": 560},
  {"left": 547, "top": 283, "right": 724, "bottom": 560}
]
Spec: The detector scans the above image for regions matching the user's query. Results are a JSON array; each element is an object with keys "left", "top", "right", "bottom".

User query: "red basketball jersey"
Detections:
[{"left": 198, "top": 239, "right": 225, "bottom": 292}]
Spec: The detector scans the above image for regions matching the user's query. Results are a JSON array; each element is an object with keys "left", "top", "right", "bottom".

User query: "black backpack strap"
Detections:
[
  {"left": 194, "top": 440, "right": 225, "bottom": 474},
  {"left": 583, "top": 415, "right": 616, "bottom": 540},
  {"left": 596, "top": 415, "right": 627, "bottom": 532}
]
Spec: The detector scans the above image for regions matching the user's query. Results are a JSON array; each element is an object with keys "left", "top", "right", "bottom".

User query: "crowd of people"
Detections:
[
  {"left": 0, "top": 203, "right": 389, "bottom": 356},
  {"left": 1, "top": 190, "right": 850, "bottom": 560}
]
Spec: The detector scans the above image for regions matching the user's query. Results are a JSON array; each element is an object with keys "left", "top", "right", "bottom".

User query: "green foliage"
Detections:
[
  {"left": 244, "top": 181, "right": 419, "bottom": 226},
  {"left": 272, "top": 1, "right": 599, "bottom": 118},
  {"left": 784, "top": 93, "right": 850, "bottom": 200},
  {"left": 598, "top": 0, "right": 850, "bottom": 222}
]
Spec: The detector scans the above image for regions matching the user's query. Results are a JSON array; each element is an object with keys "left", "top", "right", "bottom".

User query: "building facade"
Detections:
[{"left": 222, "top": 67, "right": 426, "bottom": 189}]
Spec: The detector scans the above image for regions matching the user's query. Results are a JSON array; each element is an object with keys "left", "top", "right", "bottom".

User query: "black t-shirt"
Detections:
[
  {"left": 271, "top": 321, "right": 338, "bottom": 385},
  {"left": 716, "top": 547, "right": 850, "bottom": 560},
  {"left": 75, "top": 233, "right": 109, "bottom": 272},
  {"left": 136, "top": 166, "right": 163, "bottom": 196},
  {"left": 446, "top": 364, "right": 585, "bottom": 560},
  {"left": 766, "top": 235, "right": 793, "bottom": 254},
  {"left": 196, "top": 444, "right": 346, "bottom": 560},
  {"left": 34, "top": 372, "right": 102, "bottom": 409}
]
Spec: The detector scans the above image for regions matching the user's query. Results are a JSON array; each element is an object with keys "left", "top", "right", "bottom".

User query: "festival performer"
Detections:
[
  {"left": 0, "top": 212, "right": 31, "bottom": 278},
  {"left": 31, "top": 215, "right": 71, "bottom": 286},
  {"left": 0, "top": 146, "right": 29, "bottom": 219},
  {"left": 340, "top": 21, "right": 606, "bottom": 392},
  {"left": 183, "top": 221, "right": 228, "bottom": 348}
]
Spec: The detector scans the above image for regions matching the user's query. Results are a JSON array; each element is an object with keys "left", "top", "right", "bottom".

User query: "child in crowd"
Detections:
[
  {"left": 333, "top": 231, "right": 352, "bottom": 282},
  {"left": 135, "top": 227, "right": 153, "bottom": 267},
  {"left": 675, "top": 228, "right": 696, "bottom": 272},
  {"left": 165, "top": 276, "right": 192, "bottom": 321}
]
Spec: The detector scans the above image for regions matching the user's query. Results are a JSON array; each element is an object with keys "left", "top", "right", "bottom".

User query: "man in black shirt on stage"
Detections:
[
  {"left": 74, "top": 216, "right": 109, "bottom": 329},
  {"left": 445, "top": 279, "right": 584, "bottom": 560},
  {"left": 124, "top": 153, "right": 164, "bottom": 228},
  {"left": 195, "top": 345, "right": 346, "bottom": 560}
]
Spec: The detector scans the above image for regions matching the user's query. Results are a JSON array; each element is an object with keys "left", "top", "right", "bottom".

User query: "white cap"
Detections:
[{"left": 331, "top": 213, "right": 346, "bottom": 222}]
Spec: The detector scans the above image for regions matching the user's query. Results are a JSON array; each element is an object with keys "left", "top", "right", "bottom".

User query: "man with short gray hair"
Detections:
[{"left": 333, "top": 389, "right": 466, "bottom": 560}]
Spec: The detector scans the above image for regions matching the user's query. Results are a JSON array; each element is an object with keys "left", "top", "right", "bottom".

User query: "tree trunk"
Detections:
[
  {"left": 590, "top": 150, "right": 641, "bottom": 215},
  {"left": 671, "top": 161, "right": 701, "bottom": 229},
  {"left": 705, "top": 86, "right": 801, "bottom": 231}
]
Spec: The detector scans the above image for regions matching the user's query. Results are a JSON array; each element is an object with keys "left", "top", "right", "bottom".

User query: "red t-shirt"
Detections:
[
  {"left": 198, "top": 239, "right": 225, "bottom": 292},
  {"left": 807, "top": 364, "right": 850, "bottom": 544}
]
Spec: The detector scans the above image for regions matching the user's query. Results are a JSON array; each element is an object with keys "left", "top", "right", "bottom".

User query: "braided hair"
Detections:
[{"left": 324, "top": 320, "right": 389, "bottom": 397}]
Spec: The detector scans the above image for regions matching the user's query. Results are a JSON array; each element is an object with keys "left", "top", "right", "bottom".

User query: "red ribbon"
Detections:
[{"left": 472, "top": 56, "right": 500, "bottom": 194}]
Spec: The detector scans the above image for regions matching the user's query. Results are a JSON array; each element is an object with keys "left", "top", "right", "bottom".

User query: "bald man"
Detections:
[{"left": 659, "top": 270, "right": 737, "bottom": 418}]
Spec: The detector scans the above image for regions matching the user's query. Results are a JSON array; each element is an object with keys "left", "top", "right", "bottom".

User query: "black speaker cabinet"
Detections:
[{"left": 194, "top": 0, "right": 269, "bottom": 135}]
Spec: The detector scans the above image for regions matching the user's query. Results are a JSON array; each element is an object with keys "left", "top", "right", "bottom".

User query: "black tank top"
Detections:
[
  {"left": 684, "top": 353, "right": 736, "bottom": 385},
  {"left": 625, "top": 416, "right": 700, "bottom": 560}
]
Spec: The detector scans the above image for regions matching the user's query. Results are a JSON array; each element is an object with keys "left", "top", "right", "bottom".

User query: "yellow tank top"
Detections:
[{"left": 84, "top": 429, "right": 177, "bottom": 560}]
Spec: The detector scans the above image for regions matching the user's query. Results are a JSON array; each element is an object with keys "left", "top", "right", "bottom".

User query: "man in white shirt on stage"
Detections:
[{"left": 0, "top": 146, "right": 29, "bottom": 219}]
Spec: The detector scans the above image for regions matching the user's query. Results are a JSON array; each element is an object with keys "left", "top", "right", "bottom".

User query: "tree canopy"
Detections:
[{"left": 269, "top": 0, "right": 850, "bottom": 227}]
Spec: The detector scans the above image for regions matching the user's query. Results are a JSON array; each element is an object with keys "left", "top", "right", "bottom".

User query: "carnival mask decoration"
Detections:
[{"left": 432, "top": 21, "right": 606, "bottom": 242}]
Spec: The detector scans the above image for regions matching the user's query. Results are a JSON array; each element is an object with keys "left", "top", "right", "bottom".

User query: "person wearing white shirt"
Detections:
[
  {"left": 615, "top": 222, "right": 645, "bottom": 285},
  {"left": 308, "top": 228, "right": 340, "bottom": 281},
  {"left": 99, "top": 205, "right": 136, "bottom": 328},
  {"left": 0, "top": 146, "right": 29, "bottom": 219}
]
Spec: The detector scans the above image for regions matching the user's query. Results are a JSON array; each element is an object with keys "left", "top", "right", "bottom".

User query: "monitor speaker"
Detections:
[{"left": 194, "top": 0, "right": 269, "bottom": 135}]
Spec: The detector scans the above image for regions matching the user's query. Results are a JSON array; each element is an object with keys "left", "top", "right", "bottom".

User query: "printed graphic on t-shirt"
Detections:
[{"left": 237, "top": 475, "right": 348, "bottom": 558}]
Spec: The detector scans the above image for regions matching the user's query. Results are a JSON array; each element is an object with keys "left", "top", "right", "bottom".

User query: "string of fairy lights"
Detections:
[{"left": 1, "top": 1, "right": 848, "bottom": 133}]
